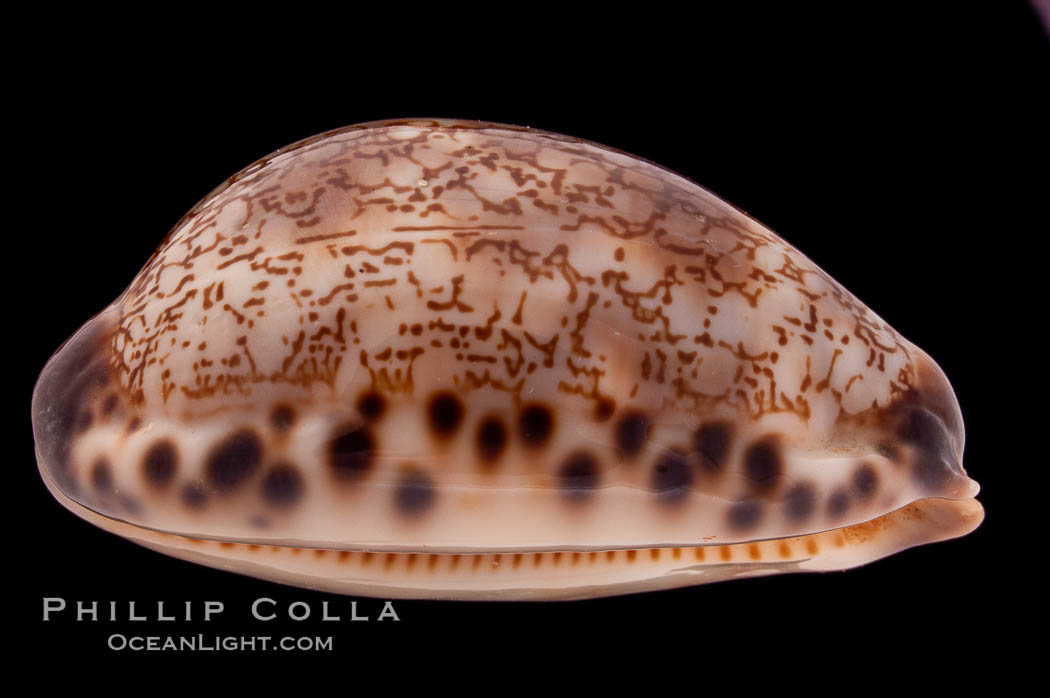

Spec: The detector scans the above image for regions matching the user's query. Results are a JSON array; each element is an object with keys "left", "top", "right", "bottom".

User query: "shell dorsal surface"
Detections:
[{"left": 32, "top": 119, "right": 981, "bottom": 599}]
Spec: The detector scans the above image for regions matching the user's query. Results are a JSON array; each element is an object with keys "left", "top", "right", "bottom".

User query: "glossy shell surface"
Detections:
[{"left": 32, "top": 119, "right": 982, "bottom": 600}]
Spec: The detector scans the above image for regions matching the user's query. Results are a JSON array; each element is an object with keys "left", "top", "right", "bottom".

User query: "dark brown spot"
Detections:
[
  {"left": 615, "top": 411, "right": 650, "bottom": 459},
  {"left": 558, "top": 451, "right": 600, "bottom": 500},
  {"left": 101, "top": 393, "right": 119, "bottom": 416},
  {"left": 143, "top": 440, "right": 177, "bottom": 490},
  {"left": 270, "top": 404, "right": 296, "bottom": 432},
  {"left": 520, "top": 403, "right": 553, "bottom": 447},
  {"left": 476, "top": 415, "right": 508, "bottom": 465},
  {"left": 784, "top": 482, "right": 816, "bottom": 522},
  {"left": 594, "top": 397, "right": 616, "bottom": 422},
  {"left": 911, "top": 355, "right": 965, "bottom": 453},
  {"left": 428, "top": 391, "right": 464, "bottom": 437},
  {"left": 695, "top": 421, "right": 733, "bottom": 473},
  {"left": 181, "top": 481, "right": 207, "bottom": 509},
  {"left": 897, "top": 406, "right": 962, "bottom": 492},
  {"left": 827, "top": 488, "right": 851, "bottom": 518},
  {"left": 853, "top": 463, "right": 878, "bottom": 500},
  {"left": 206, "top": 429, "right": 263, "bottom": 494},
  {"left": 328, "top": 423, "right": 375, "bottom": 482},
  {"left": 395, "top": 469, "right": 435, "bottom": 516},
  {"left": 650, "top": 449, "right": 692, "bottom": 502},
  {"left": 357, "top": 391, "right": 387, "bottom": 422},
  {"left": 897, "top": 406, "right": 953, "bottom": 455},
  {"left": 91, "top": 458, "right": 112, "bottom": 494},
  {"left": 743, "top": 436, "right": 782, "bottom": 493},
  {"left": 728, "top": 499, "right": 763, "bottom": 530},
  {"left": 262, "top": 462, "right": 304, "bottom": 508}
]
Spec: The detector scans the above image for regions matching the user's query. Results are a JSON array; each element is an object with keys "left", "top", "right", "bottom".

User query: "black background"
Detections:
[{"left": 13, "top": 4, "right": 1045, "bottom": 671}]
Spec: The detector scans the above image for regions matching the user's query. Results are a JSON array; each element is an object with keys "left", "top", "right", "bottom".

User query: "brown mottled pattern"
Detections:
[{"left": 111, "top": 119, "right": 915, "bottom": 429}]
